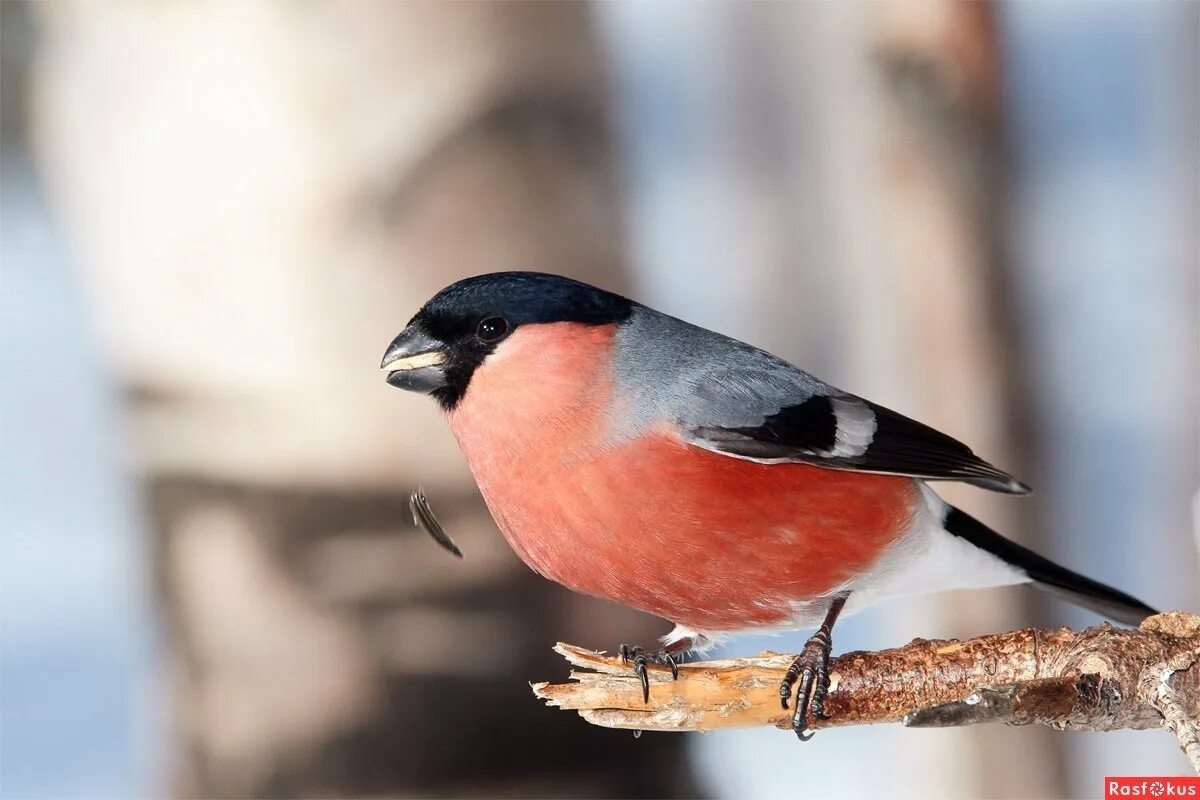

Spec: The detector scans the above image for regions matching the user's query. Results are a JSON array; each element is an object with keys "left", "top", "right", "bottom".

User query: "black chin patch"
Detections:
[{"left": 428, "top": 338, "right": 491, "bottom": 410}]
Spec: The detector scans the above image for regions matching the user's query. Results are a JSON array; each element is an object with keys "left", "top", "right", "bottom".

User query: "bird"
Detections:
[{"left": 380, "top": 271, "right": 1156, "bottom": 740}]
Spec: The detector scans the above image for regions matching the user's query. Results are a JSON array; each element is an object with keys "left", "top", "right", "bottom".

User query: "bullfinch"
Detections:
[{"left": 381, "top": 271, "right": 1156, "bottom": 740}]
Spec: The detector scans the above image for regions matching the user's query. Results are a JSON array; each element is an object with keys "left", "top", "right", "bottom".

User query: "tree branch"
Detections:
[{"left": 533, "top": 612, "right": 1200, "bottom": 771}]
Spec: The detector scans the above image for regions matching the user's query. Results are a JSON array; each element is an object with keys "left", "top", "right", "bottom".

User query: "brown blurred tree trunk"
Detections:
[
  {"left": 31, "top": 3, "right": 693, "bottom": 797},
  {"left": 671, "top": 2, "right": 1062, "bottom": 797},
  {"left": 866, "top": 7, "right": 1063, "bottom": 792},
  {"left": 801, "top": 4, "right": 1065, "bottom": 796}
]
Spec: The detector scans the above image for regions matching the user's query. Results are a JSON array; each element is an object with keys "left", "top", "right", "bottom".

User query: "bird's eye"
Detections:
[{"left": 476, "top": 315, "right": 509, "bottom": 343}]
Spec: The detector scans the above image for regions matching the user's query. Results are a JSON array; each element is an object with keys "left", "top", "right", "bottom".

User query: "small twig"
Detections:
[
  {"left": 534, "top": 613, "right": 1200, "bottom": 771},
  {"left": 1148, "top": 653, "right": 1200, "bottom": 773}
]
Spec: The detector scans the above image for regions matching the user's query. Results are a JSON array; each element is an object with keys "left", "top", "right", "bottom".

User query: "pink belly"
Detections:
[
  {"left": 468, "top": 430, "right": 919, "bottom": 632},
  {"left": 442, "top": 322, "right": 919, "bottom": 632}
]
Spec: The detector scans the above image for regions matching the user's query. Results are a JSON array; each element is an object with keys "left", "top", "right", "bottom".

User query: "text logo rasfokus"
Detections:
[{"left": 1106, "top": 778, "right": 1200, "bottom": 798}]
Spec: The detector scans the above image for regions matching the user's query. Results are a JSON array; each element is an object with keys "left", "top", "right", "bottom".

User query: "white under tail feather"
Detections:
[{"left": 839, "top": 484, "right": 1028, "bottom": 619}]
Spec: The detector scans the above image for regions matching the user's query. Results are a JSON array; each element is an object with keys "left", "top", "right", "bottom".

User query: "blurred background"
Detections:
[{"left": 1, "top": 2, "right": 1197, "bottom": 798}]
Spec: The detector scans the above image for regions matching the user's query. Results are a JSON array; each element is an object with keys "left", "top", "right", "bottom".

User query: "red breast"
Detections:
[{"left": 447, "top": 322, "right": 921, "bottom": 632}]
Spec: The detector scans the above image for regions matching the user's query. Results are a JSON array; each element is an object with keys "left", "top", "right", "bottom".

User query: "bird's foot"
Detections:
[
  {"left": 779, "top": 627, "right": 835, "bottom": 741},
  {"left": 618, "top": 643, "right": 680, "bottom": 703}
]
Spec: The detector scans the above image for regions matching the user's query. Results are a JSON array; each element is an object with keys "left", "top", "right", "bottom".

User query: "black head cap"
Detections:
[
  {"left": 418, "top": 272, "right": 632, "bottom": 332},
  {"left": 393, "top": 271, "right": 633, "bottom": 409}
]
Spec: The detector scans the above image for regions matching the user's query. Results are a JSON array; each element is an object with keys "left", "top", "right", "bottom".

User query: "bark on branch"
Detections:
[{"left": 533, "top": 612, "right": 1200, "bottom": 772}]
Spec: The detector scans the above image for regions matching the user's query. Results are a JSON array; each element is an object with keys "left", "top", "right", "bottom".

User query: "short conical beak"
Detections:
[{"left": 380, "top": 326, "right": 449, "bottom": 394}]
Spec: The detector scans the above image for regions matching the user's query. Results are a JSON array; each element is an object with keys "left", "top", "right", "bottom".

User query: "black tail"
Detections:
[{"left": 944, "top": 506, "right": 1157, "bottom": 626}]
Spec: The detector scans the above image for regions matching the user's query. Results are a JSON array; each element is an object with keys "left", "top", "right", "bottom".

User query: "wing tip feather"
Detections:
[{"left": 970, "top": 473, "right": 1033, "bottom": 495}]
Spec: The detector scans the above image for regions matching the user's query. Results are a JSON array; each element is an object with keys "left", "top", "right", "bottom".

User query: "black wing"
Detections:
[{"left": 685, "top": 393, "right": 1031, "bottom": 494}]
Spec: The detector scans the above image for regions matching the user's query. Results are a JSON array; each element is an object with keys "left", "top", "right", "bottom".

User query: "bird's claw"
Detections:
[
  {"left": 779, "top": 628, "right": 834, "bottom": 741},
  {"left": 618, "top": 643, "right": 679, "bottom": 703}
]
